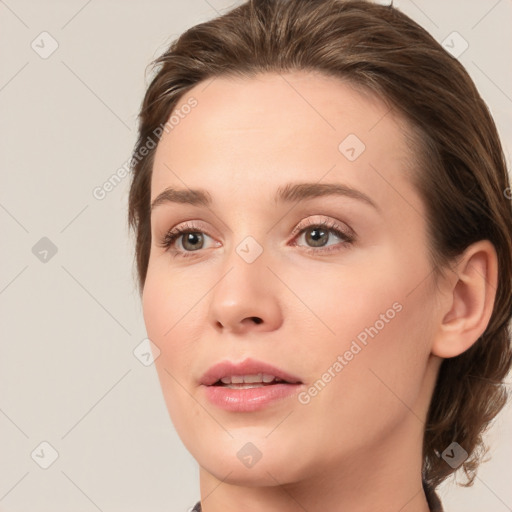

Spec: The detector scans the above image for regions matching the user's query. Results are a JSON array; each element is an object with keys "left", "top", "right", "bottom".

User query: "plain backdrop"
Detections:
[{"left": 1, "top": 0, "right": 511, "bottom": 511}]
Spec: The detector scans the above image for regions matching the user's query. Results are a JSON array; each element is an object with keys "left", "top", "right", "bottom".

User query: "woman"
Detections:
[{"left": 128, "top": 1, "right": 512, "bottom": 510}]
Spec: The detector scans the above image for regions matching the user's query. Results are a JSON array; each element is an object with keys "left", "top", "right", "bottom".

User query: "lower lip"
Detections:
[{"left": 202, "top": 383, "right": 302, "bottom": 412}]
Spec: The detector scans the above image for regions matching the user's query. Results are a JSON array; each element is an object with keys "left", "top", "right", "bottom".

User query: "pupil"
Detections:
[
  {"left": 307, "top": 227, "right": 327, "bottom": 247},
  {"left": 183, "top": 232, "right": 203, "bottom": 251}
]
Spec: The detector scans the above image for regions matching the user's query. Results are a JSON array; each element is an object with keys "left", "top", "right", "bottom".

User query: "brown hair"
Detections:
[{"left": 128, "top": 0, "right": 512, "bottom": 491}]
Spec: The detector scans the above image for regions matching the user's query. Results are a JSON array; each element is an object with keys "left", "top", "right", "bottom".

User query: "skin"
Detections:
[{"left": 142, "top": 71, "right": 498, "bottom": 512}]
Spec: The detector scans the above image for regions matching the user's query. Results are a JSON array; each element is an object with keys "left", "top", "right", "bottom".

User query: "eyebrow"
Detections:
[{"left": 150, "top": 182, "right": 380, "bottom": 213}]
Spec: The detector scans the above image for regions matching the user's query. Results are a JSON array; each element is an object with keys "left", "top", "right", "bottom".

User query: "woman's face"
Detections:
[{"left": 143, "top": 72, "right": 443, "bottom": 485}]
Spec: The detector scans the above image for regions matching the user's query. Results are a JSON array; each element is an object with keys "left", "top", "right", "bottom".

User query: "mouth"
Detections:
[
  {"left": 200, "top": 359, "right": 304, "bottom": 412},
  {"left": 200, "top": 358, "right": 303, "bottom": 388},
  {"left": 210, "top": 373, "right": 296, "bottom": 389}
]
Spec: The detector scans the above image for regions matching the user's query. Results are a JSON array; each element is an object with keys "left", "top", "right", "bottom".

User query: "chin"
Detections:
[
  {"left": 191, "top": 433, "right": 313, "bottom": 484},
  {"left": 199, "top": 453, "right": 302, "bottom": 487}
]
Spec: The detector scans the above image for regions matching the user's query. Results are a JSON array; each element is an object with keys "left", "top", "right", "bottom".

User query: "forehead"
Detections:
[{"left": 151, "top": 71, "right": 421, "bottom": 217}]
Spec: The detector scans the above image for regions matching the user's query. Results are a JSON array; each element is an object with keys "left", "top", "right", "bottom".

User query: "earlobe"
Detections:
[{"left": 431, "top": 240, "right": 498, "bottom": 359}]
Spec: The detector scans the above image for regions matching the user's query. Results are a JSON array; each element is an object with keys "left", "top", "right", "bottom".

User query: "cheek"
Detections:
[
  {"left": 142, "top": 271, "right": 172, "bottom": 352},
  {"left": 142, "top": 260, "right": 203, "bottom": 340},
  {"left": 305, "top": 241, "right": 433, "bottom": 352},
  {"left": 282, "top": 253, "right": 403, "bottom": 350},
  {"left": 294, "top": 249, "right": 434, "bottom": 410},
  {"left": 310, "top": 280, "right": 433, "bottom": 437},
  {"left": 142, "top": 265, "right": 203, "bottom": 380},
  {"left": 142, "top": 268, "right": 207, "bottom": 432}
]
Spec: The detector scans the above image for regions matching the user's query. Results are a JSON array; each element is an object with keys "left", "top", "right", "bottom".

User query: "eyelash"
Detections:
[{"left": 157, "top": 218, "right": 355, "bottom": 258}]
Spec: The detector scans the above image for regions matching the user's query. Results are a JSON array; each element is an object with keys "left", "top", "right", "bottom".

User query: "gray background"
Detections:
[{"left": 0, "top": 0, "right": 511, "bottom": 511}]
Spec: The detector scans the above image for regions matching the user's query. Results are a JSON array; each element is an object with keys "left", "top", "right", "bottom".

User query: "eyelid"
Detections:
[
  {"left": 289, "top": 215, "right": 355, "bottom": 240},
  {"left": 158, "top": 220, "right": 211, "bottom": 241}
]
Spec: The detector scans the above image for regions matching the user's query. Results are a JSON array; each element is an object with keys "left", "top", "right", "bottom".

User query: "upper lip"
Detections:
[{"left": 200, "top": 358, "right": 303, "bottom": 386}]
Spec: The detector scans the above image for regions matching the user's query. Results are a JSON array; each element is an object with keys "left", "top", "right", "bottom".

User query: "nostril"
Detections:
[{"left": 250, "top": 317, "right": 263, "bottom": 324}]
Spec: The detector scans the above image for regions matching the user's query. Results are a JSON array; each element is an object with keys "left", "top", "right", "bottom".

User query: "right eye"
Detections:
[{"left": 158, "top": 221, "right": 218, "bottom": 257}]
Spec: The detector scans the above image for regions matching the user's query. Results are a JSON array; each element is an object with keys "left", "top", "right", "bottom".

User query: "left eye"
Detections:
[
  {"left": 301, "top": 226, "right": 340, "bottom": 247},
  {"left": 295, "top": 224, "right": 350, "bottom": 249}
]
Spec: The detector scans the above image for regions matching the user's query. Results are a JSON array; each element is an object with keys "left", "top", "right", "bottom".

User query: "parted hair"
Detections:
[{"left": 128, "top": 0, "right": 512, "bottom": 490}]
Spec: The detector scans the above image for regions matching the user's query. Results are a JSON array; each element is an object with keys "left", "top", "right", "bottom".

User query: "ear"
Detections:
[{"left": 431, "top": 240, "right": 498, "bottom": 359}]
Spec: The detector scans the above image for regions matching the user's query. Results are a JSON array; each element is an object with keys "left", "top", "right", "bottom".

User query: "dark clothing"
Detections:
[{"left": 191, "top": 480, "right": 444, "bottom": 511}]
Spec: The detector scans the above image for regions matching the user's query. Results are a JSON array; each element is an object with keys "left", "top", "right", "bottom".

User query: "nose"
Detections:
[{"left": 207, "top": 245, "right": 283, "bottom": 335}]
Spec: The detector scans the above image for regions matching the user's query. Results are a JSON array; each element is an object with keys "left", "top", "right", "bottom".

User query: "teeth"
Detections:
[
  {"left": 218, "top": 373, "right": 280, "bottom": 385},
  {"left": 244, "top": 373, "right": 263, "bottom": 383}
]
